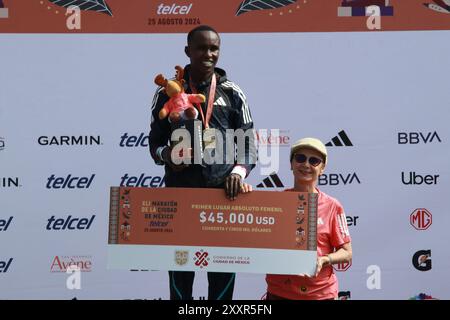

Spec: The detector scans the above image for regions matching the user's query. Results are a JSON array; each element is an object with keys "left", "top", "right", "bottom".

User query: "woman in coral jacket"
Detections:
[{"left": 242, "top": 137, "right": 352, "bottom": 300}]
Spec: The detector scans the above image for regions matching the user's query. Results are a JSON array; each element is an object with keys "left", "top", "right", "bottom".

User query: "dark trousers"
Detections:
[{"left": 169, "top": 271, "right": 235, "bottom": 300}]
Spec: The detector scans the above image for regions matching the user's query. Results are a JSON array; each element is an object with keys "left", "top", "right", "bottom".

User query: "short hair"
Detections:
[{"left": 187, "top": 25, "right": 220, "bottom": 45}]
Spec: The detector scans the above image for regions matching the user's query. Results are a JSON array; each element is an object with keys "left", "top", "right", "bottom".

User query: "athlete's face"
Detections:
[{"left": 185, "top": 30, "right": 220, "bottom": 77}]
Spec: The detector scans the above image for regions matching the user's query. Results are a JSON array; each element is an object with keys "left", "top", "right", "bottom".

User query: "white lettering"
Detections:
[{"left": 66, "top": 5, "right": 81, "bottom": 30}]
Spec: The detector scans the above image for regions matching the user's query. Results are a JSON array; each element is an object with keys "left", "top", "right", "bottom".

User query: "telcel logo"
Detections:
[
  {"left": 157, "top": 3, "right": 193, "bottom": 14},
  {"left": 46, "top": 215, "right": 95, "bottom": 230},
  {"left": 0, "top": 258, "right": 13, "bottom": 273},
  {"left": 0, "top": 216, "right": 13, "bottom": 231},
  {"left": 46, "top": 174, "right": 95, "bottom": 189},
  {"left": 119, "top": 133, "right": 149, "bottom": 147},
  {"left": 120, "top": 174, "right": 165, "bottom": 187}
]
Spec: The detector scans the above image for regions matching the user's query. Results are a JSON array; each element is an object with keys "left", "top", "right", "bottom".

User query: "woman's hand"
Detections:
[
  {"left": 315, "top": 256, "right": 331, "bottom": 277},
  {"left": 240, "top": 182, "right": 253, "bottom": 193}
]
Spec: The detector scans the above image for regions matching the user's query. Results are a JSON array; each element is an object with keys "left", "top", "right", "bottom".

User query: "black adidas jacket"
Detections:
[{"left": 149, "top": 65, "right": 256, "bottom": 188}]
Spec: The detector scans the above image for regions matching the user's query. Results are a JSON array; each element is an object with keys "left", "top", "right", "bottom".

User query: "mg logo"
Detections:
[
  {"left": 333, "top": 261, "right": 352, "bottom": 272},
  {"left": 410, "top": 208, "right": 432, "bottom": 230}
]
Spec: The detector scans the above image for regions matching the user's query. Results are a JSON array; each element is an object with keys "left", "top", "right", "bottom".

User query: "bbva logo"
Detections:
[
  {"left": 318, "top": 173, "right": 361, "bottom": 186},
  {"left": 398, "top": 132, "right": 441, "bottom": 144}
]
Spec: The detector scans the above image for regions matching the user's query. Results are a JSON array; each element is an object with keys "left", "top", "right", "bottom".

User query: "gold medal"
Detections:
[{"left": 203, "top": 128, "right": 216, "bottom": 150}]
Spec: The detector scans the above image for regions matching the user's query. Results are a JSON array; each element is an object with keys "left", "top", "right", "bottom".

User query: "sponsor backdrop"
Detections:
[{"left": 1, "top": 2, "right": 450, "bottom": 300}]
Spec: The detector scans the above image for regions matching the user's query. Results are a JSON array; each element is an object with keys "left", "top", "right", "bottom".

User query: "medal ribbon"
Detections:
[{"left": 189, "top": 73, "right": 216, "bottom": 129}]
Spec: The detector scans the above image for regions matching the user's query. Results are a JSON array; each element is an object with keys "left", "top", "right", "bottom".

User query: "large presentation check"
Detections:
[{"left": 107, "top": 187, "right": 318, "bottom": 275}]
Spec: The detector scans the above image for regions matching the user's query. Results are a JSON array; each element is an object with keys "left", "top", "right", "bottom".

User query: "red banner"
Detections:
[{"left": 1, "top": 0, "right": 450, "bottom": 33}]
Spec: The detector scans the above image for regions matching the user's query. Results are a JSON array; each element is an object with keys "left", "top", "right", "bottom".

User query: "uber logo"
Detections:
[
  {"left": 402, "top": 172, "right": 439, "bottom": 185},
  {"left": 46, "top": 215, "right": 96, "bottom": 230},
  {"left": 346, "top": 215, "right": 359, "bottom": 226},
  {"left": 46, "top": 174, "right": 95, "bottom": 189}
]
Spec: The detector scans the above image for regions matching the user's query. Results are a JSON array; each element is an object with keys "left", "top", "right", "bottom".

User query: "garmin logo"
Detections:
[
  {"left": 1, "top": 177, "right": 20, "bottom": 188},
  {"left": 38, "top": 136, "right": 102, "bottom": 146}
]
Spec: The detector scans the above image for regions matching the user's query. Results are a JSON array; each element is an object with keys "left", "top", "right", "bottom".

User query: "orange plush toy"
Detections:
[{"left": 154, "top": 66, "right": 205, "bottom": 123}]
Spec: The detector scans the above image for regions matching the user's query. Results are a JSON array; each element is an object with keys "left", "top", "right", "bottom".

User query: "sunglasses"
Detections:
[{"left": 293, "top": 153, "right": 323, "bottom": 167}]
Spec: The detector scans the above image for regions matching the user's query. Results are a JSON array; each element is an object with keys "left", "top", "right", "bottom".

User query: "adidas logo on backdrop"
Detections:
[
  {"left": 325, "top": 130, "right": 353, "bottom": 147},
  {"left": 257, "top": 172, "right": 284, "bottom": 188}
]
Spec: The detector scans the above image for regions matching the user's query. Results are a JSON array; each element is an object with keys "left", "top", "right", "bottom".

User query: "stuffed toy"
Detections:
[{"left": 154, "top": 66, "right": 205, "bottom": 123}]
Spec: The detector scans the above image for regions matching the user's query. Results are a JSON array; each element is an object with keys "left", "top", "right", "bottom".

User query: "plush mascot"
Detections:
[{"left": 154, "top": 66, "right": 205, "bottom": 123}]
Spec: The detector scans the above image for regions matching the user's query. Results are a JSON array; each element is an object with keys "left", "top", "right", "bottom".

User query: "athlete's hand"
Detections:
[{"left": 225, "top": 173, "right": 242, "bottom": 200}]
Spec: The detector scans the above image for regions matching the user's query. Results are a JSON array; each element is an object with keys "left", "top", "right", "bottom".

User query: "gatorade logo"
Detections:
[{"left": 412, "top": 250, "right": 432, "bottom": 271}]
